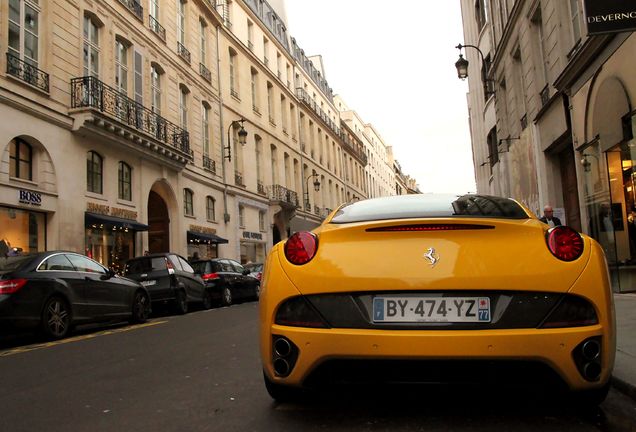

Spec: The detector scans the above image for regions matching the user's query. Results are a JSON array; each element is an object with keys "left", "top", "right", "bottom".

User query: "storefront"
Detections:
[
  {"left": 85, "top": 204, "right": 148, "bottom": 274},
  {"left": 240, "top": 231, "right": 266, "bottom": 264},
  {"left": 187, "top": 225, "right": 228, "bottom": 260},
  {"left": 0, "top": 205, "right": 46, "bottom": 256}
]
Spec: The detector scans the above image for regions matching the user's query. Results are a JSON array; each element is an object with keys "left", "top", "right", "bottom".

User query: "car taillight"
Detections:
[
  {"left": 257, "top": 272, "right": 262, "bottom": 280},
  {"left": 546, "top": 226, "right": 584, "bottom": 261},
  {"left": 0, "top": 278, "right": 27, "bottom": 295},
  {"left": 540, "top": 295, "right": 598, "bottom": 328},
  {"left": 275, "top": 296, "right": 329, "bottom": 328},
  {"left": 284, "top": 231, "right": 318, "bottom": 265},
  {"left": 202, "top": 272, "right": 219, "bottom": 280}
]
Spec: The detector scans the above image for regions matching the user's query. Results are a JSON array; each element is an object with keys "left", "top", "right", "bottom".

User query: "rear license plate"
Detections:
[
  {"left": 140, "top": 280, "right": 156, "bottom": 286},
  {"left": 372, "top": 296, "right": 490, "bottom": 323}
]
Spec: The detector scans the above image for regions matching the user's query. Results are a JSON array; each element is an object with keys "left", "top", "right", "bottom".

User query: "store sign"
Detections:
[
  {"left": 87, "top": 202, "right": 138, "bottom": 220},
  {"left": 242, "top": 231, "right": 263, "bottom": 240},
  {"left": 584, "top": 0, "right": 636, "bottom": 35},
  {"left": 189, "top": 224, "right": 217, "bottom": 235},
  {"left": 18, "top": 189, "right": 42, "bottom": 206}
]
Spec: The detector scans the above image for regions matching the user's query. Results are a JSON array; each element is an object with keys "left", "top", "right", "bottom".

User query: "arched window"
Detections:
[
  {"left": 206, "top": 196, "right": 216, "bottom": 221},
  {"left": 184, "top": 188, "right": 194, "bottom": 216},
  {"left": 9, "top": 138, "right": 32, "bottom": 181},
  {"left": 118, "top": 162, "right": 132, "bottom": 201},
  {"left": 87, "top": 151, "right": 102, "bottom": 193}
]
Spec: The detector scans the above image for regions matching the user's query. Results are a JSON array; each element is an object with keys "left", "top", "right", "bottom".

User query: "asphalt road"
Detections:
[{"left": 1, "top": 302, "right": 636, "bottom": 432}]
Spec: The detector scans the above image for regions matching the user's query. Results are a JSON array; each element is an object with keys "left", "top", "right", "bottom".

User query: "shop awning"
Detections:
[
  {"left": 187, "top": 230, "right": 229, "bottom": 244},
  {"left": 85, "top": 212, "right": 149, "bottom": 231}
]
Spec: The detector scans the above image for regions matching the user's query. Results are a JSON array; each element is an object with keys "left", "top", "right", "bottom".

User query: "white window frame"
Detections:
[
  {"left": 83, "top": 16, "right": 100, "bottom": 78},
  {"left": 8, "top": 0, "right": 40, "bottom": 67}
]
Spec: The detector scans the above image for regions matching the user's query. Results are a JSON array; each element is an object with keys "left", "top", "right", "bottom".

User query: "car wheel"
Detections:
[
  {"left": 221, "top": 287, "right": 232, "bottom": 306},
  {"left": 263, "top": 371, "right": 302, "bottom": 402},
  {"left": 571, "top": 382, "right": 610, "bottom": 406},
  {"left": 130, "top": 291, "right": 150, "bottom": 323},
  {"left": 174, "top": 290, "right": 188, "bottom": 314},
  {"left": 41, "top": 296, "right": 71, "bottom": 340},
  {"left": 254, "top": 284, "right": 261, "bottom": 300},
  {"left": 202, "top": 289, "right": 213, "bottom": 310}
]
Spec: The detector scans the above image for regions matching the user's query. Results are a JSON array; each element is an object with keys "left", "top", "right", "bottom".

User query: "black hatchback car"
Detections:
[
  {"left": 191, "top": 259, "right": 260, "bottom": 306},
  {"left": 0, "top": 251, "right": 150, "bottom": 339},
  {"left": 124, "top": 253, "right": 208, "bottom": 313}
]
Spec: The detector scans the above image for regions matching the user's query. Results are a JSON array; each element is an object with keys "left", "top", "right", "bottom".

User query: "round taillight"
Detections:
[
  {"left": 284, "top": 231, "right": 318, "bottom": 265},
  {"left": 547, "top": 226, "right": 584, "bottom": 261}
]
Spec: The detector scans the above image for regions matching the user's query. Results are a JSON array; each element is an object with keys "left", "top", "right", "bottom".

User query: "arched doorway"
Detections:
[{"left": 148, "top": 190, "right": 170, "bottom": 253}]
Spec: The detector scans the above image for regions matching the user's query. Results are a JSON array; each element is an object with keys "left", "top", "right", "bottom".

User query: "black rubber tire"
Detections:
[
  {"left": 571, "top": 382, "right": 610, "bottom": 406},
  {"left": 202, "top": 289, "right": 213, "bottom": 310},
  {"left": 263, "top": 371, "right": 302, "bottom": 402},
  {"left": 41, "top": 296, "right": 72, "bottom": 340},
  {"left": 221, "top": 287, "right": 232, "bottom": 306},
  {"left": 130, "top": 291, "right": 150, "bottom": 323},
  {"left": 174, "top": 290, "right": 188, "bottom": 314},
  {"left": 254, "top": 284, "right": 261, "bottom": 301}
]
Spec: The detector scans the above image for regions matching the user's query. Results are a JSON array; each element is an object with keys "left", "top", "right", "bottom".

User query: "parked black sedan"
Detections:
[
  {"left": 0, "top": 251, "right": 151, "bottom": 340},
  {"left": 191, "top": 259, "right": 260, "bottom": 306}
]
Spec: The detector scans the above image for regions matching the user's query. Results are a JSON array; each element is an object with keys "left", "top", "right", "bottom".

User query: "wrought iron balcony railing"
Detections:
[
  {"left": 235, "top": 171, "right": 244, "bottom": 186},
  {"left": 314, "top": 205, "right": 321, "bottom": 216},
  {"left": 149, "top": 15, "right": 166, "bottom": 41},
  {"left": 6, "top": 53, "right": 49, "bottom": 92},
  {"left": 296, "top": 88, "right": 340, "bottom": 136},
  {"left": 257, "top": 181, "right": 266, "bottom": 195},
  {"left": 177, "top": 42, "right": 191, "bottom": 64},
  {"left": 304, "top": 201, "right": 311, "bottom": 212},
  {"left": 119, "top": 0, "right": 143, "bottom": 21},
  {"left": 199, "top": 63, "right": 212, "bottom": 82},
  {"left": 252, "top": 104, "right": 261, "bottom": 115},
  {"left": 70, "top": 76, "right": 190, "bottom": 154},
  {"left": 202, "top": 0, "right": 217, "bottom": 9},
  {"left": 269, "top": 185, "right": 299, "bottom": 208},
  {"left": 230, "top": 88, "right": 240, "bottom": 100},
  {"left": 203, "top": 154, "right": 216, "bottom": 173}
]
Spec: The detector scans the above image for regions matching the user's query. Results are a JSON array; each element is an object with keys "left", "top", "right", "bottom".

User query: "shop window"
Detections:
[
  {"left": 87, "top": 151, "right": 103, "bottom": 194},
  {"left": 239, "top": 205, "right": 245, "bottom": 228},
  {"left": 9, "top": 138, "right": 32, "bottom": 181},
  {"left": 118, "top": 161, "right": 132, "bottom": 201},
  {"left": 0, "top": 207, "right": 46, "bottom": 256},
  {"left": 184, "top": 188, "right": 194, "bottom": 216},
  {"left": 206, "top": 196, "right": 216, "bottom": 221}
]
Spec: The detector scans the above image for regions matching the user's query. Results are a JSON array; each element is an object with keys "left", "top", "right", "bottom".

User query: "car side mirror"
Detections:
[
  {"left": 101, "top": 268, "right": 116, "bottom": 280},
  {"left": 242, "top": 269, "right": 250, "bottom": 275}
]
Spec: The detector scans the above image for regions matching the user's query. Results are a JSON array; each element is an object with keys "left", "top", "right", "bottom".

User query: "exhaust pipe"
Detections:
[
  {"left": 274, "top": 337, "right": 292, "bottom": 357},
  {"left": 583, "top": 362, "right": 601, "bottom": 381},
  {"left": 581, "top": 340, "right": 600, "bottom": 361},
  {"left": 274, "top": 358, "right": 290, "bottom": 376}
]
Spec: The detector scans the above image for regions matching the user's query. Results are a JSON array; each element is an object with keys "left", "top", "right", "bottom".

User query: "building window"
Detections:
[
  {"left": 200, "top": 19, "right": 207, "bottom": 65},
  {"left": 229, "top": 48, "right": 238, "bottom": 97},
  {"left": 115, "top": 39, "right": 128, "bottom": 95},
  {"left": 267, "top": 81, "right": 274, "bottom": 122},
  {"left": 247, "top": 20, "right": 254, "bottom": 50},
  {"left": 487, "top": 127, "right": 499, "bottom": 167},
  {"left": 118, "top": 161, "right": 132, "bottom": 201},
  {"left": 87, "top": 151, "right": 103, "bottom": 194},
  {"left": 184, "top": 188, "right": 194, "bottom": 216},
  {"left": 9, "top": 138, "right": 32, "bottom": 181},
  {"left": 180, "top": 85, "right": 188, "bottom": 130},
  {"left": 151, "top": 64, "right": 162, "bottom": 114},
  {"left": 150, "top": 0, "right": 159, "bottom": 20},
  {"left": 251, "top": 68, "right": 259, "bottom": 111},
  {"left": 569, "top": 0, "right": 582, "bottom": 45},
  {"left": 8, "top": 0, "right": 39, "bottom": 68},
  {"left": 239, "top": 205, "right": 245, "bottom": 228},
  {"left": 206, "top": 196, "right": 216, "bottom": 221},
  {"left": 475, "top": 0, "right": 488, "bottom": 31},
  {"left": 83, "top": 15, "right": 100, "bottom": 77},
  {"left": 202, "top": 102, "right": 210, "bottom": 155},
  {"left": 177, "top": 0, "right": 186, "bottom": 45},
  {"left": 259, "top": 210, "right": 265, "bottom": 231}
]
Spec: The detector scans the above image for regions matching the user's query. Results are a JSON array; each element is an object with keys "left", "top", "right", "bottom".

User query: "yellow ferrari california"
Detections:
[{"left": 259, "top": 194, "right": 615, "bottom": 404}]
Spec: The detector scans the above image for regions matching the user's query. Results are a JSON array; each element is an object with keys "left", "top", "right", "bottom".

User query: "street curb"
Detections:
[{"left": 611, "top": 375, "right": 636, "bottom": 402}]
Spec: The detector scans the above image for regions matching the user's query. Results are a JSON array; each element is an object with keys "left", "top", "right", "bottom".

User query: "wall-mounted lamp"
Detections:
[
  {"left": 455, "top": 43, "right": 495, "bottom": 97},
  {"left": 224, "top": 118, "right": 247, "bottom": 162},
  {"left": 304, "top": 173, "right": 320, "bottom": 209},
  {"left": 498, "top": 136, "right": 520, "bottom": 153}
]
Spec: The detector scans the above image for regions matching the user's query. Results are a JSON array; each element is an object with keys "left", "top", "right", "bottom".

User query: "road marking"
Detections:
[{"left": 0, "top": 320, "right": 168, "bottom": 357}]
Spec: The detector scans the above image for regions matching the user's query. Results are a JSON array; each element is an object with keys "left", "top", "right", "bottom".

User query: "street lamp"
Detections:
[
  {"left": 304, "top": 173, "right": 320, "bottom": 210},
  {"left": 224, "top": 118, "right": 247, "bottom": 162},
  {"left": 455, "top": 43, "right": 495, "bottom": 97}
]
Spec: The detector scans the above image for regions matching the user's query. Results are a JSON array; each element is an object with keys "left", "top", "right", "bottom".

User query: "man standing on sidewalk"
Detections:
[{"left": 540, "top": 205, "right": 562, "bottom": 227}]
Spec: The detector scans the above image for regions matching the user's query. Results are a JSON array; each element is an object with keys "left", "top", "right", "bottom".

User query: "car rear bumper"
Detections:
[{"left": 263, "top": 324, "right": 613, "bottom": 391}]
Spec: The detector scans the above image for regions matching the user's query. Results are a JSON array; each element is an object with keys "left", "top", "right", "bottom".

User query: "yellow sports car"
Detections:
[{"left": 259, "top": 194, "right": 615, "bottom": 404}]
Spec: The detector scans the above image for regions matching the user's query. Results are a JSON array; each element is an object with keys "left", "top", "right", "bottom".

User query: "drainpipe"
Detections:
[{"left": 216, "top": 25, "right": 230, "bottom": 224}]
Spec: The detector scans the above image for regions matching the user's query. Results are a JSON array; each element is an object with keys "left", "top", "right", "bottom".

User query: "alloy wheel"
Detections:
[{"left": 43, "top": 298, "right": 70, "bottom": 339}]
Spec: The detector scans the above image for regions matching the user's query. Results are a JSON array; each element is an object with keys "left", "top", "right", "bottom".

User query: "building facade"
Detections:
[
  {"left": 1, "top": 0, "right": 412, "bottom": 268},
  {"left": 459, "top": 0, "right": 636, "bottom": 292}
]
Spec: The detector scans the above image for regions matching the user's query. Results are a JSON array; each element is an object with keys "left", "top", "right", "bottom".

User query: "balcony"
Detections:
[
  {"left": 202, "top": 0, "right": 217, "bottom": 8},
  {"left": 230, "top": 88, "right": 240, "bottom": 100},
  {"left": 304, "top": 201, "right": 311, "bottom": 212},
  {"left": 296, "top": 88, "right": 341, "bottom": 137},
  {"left": 269, "top": 116, "right": 276, "bottom": 126},
  {"left": 268, "top": 185, "right": 299, "bottom": 209},
  {"left": 339, "top": 130, "right": 368, "bottom": 165},
  {"left": 177, "top": 42, "right": 191, "bottom": 64},
  {"left": 199, "top": 63, "right": 212, "bottom": 82},
  {"left": 6, "top": 53, "right": 49, "bottom": 93},
  {"left": 235, "top": 171, "right": 245, "bottom": 186},
  {"left": 118, "top": 0, "right": 143, "bottom": 21},
  {"left": 149, "top": 15, "right": 166, "bottom": 41},
  {"left": 203, "top": 154, "right": 216, "bottom": 174},
  {"left": 257, "top": 181, "right": 267, "bottom": 196},
  {"left": 70, "top": 76, "right": 191, "bottom": 166},
  {"left": 252, "top": 104, "right": 261, "bottom": 115}
]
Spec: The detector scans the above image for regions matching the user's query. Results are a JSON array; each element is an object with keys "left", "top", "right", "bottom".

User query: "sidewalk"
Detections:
[{"left": 612, "top": 293, "right": 636, "bottom": 400}]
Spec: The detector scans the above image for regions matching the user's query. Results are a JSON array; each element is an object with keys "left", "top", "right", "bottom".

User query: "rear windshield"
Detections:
[
  {"left": 124, "top": 257, "right": 167, "bottom": 275},
  {"left": 0, "top": 255, "right": 35, "bottom": 271},
  {"left": 191, "top": 261, "right": 208, "bottom": 274},
  {"left": 330, "top": 194, "right": 529, "bottom": 224}
]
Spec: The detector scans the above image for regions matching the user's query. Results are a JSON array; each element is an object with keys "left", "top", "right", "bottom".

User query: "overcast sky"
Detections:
[{"left": 284, "top": 1, "right": 476, "bottom": 194}]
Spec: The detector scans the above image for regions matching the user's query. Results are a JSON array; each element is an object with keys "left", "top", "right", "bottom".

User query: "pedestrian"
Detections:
[{"left": 539, "top": 205, "right": 562, "bottom": 227}]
